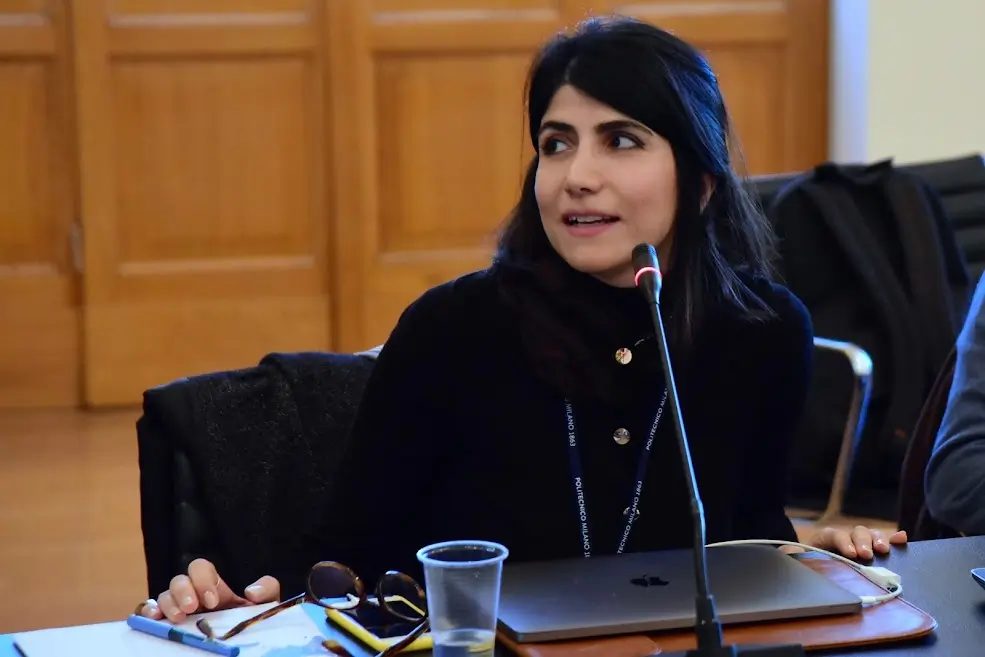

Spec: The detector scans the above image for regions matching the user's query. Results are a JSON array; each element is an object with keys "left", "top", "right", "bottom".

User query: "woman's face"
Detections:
[{"left": 535, "top": 84, "right": 678, "bottom": 287}]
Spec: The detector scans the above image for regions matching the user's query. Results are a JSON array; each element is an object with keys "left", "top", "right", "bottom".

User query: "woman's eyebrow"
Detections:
[{"left": 537, "top": 118, "right": 654, "bottom": 138}]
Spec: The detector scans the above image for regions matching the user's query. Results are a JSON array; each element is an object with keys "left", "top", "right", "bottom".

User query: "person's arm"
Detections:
[
  {"left": 729, "top": 289, "right": 814, "bottom": 542},
  {"left": 282, "top": 282, "right": 462, "bottom": 596},
  {"left": 925, "top": 273, "right": 985, "bottom": 535}
]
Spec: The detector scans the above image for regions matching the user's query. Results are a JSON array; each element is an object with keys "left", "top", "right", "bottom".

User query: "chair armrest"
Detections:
[
  {"left": 811, "top": 337, "right": 874, "bottom": 523},
  {"left": 355, "top": 344, "right": 384, "bottom": 359}
]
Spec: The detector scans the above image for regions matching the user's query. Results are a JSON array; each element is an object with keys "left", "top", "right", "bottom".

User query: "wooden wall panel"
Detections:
[
  {"left": 71, "top": 0, "right": 332, "bottom": 406},
  {"left": 0, "top": 0, "right": 80, "bottom": 408},
  {"left": 0, "top": 0, "right": 828, "bottom": 408},
  {"left": 328, "top": 0, "right": 590, "bottom": 352}
]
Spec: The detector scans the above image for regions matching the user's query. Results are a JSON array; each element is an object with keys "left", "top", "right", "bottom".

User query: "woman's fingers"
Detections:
[
  {"left": 187, "top": 558, "right": 249, "bottom": 610},
  {"left": 157, "top": 590, "right": 186, "bottom": 622},
  {"left": 849, "top": 525, "right": 875, "bottom": 559},
  {"left": 244, "top": 575, "right": 281, "bottom": 603},
  {"left": 168, "top": 573, "right": 200, "bottom": 615},
  {"left": 138, "top": 598, "right": 164, "bottom": 619}
]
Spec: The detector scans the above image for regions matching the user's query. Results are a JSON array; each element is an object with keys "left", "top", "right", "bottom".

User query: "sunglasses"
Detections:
[{"left": 139, "top": 561, "right": 429, "bottom": 657}]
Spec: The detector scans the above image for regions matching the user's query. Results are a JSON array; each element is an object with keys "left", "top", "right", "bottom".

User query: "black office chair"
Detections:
[
  {"left": 135, "top": 348, "right": 380, "bottom": 599},
  {"left": 897, "top": 344, "right": 961, "bottom": 540},
  {"left": 747, "top": 153, "right": 985, "bottom": 523},
  {"left": 742, "top": 172, "right": 874, "bottom": 524}
]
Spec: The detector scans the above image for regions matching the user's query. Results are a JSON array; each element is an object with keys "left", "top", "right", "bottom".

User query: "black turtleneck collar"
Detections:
[{"left": 493, "top": 250, "right": 682, "bottom": 407}]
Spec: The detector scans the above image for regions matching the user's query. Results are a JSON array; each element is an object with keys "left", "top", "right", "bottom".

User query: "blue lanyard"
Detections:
[{"left": 563, "top": 389, "right": 668, "bottom": 558}]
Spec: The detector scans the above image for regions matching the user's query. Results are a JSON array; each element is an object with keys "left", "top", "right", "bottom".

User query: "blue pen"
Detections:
[{"left": 127, "top": 614, "right": 240, "bottom": 657}]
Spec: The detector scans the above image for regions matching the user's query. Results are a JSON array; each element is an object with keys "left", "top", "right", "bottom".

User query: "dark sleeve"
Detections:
[
  {"left": 925, "top": 273, "right": 985, "bottom": 535},
  {"left": 284, "top": 283, "right": 460, "bottom": 596},
  {"left": 730, "top": 289, "right": 814, "bottom": 542}
]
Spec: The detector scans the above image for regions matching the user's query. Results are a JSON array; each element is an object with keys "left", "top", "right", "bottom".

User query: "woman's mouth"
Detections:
[
  {"left": 563, "top": 214, "right": 620, "bottom": 237},
  {"left": 564, "top": 215, "right": 620, "bottom": 226}
]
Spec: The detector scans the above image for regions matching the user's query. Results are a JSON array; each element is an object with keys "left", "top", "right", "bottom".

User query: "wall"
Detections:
[{"left": 831, "top": 0, "right": 985, "bottom": 164}]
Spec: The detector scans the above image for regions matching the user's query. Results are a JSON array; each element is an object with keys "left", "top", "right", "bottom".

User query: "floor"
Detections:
[
  {"left": 0, "top": 409, "right": 146, "bottom": 634},
  {"left": 0, "top": 409, "right": 898, "bottom": 635}
]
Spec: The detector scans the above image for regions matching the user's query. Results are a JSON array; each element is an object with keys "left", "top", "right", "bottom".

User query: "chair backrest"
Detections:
[
  {"left": 746, "top": 155, "right": 985, "bottom": 520},
  {"left": 136, "top": 350, "right": 378, "bottom": 598},
  {"left": 897, "top": 344, "right": 961, "bottom": 539},
  {"left": 747, "top": 155, "right": 985, "bottom": 228},
  {"left": 749, "top": 154, "right": 985, "bottom": 289}
]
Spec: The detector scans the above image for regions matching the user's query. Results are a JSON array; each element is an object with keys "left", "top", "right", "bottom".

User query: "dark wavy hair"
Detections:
[{"left": 495, "top": 16, "right": 777, "bottom": 352}]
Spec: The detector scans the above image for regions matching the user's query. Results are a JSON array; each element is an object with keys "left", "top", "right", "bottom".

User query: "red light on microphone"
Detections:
[{"left": 634, "top": 266, "right": 660, "bottom": 288}]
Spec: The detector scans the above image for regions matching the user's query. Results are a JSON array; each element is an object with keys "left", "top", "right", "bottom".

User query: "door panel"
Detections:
[
  {"left": 329, "top": 0, "right": 590, "bottom": 351},
  {"left": 72, "top": 0, "right": 332, "bottom": 405},
  {"left": 0, "top": 0, "right": 80, "bottom": 408},
  {"left": 330, "top": 0, "right": 829, "bottom": 351}
]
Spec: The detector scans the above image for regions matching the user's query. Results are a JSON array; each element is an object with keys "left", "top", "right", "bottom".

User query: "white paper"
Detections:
[{"left": 15, "top": 603, "right": 329, "bottom": 657}]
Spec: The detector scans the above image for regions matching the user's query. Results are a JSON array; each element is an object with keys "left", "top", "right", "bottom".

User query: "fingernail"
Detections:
[
  {"left": 875, "top": 538, "right": 886, "bottom": 547},
  {"left": 142, "top": 603, "right": 158, "bottom": 617},
  {"left": 204, "top": 590, "right": 218, "bottom": 609},
  {"left": 847, "top": 546, "right": 856, "bottom": 556},
  {"left": 182, "top": 596, "right": 195, "bottom": 609},
  {"left": 245, "top": 584, "right": 264, "bottom": 598}
]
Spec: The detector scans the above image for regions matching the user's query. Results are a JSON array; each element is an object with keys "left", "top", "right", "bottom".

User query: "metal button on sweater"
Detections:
[{"left": 615, "top": 347, "right": 632, "bottom": 364}]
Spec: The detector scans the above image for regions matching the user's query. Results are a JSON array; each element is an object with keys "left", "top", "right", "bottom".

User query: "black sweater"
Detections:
[{"left": 289, "top": 263, "right": 813, "bottom": 596}]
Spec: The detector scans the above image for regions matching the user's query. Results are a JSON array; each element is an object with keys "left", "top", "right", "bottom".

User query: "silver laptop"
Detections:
[{"left": 496, "top": 545, "right": 863, "bottom": 642}]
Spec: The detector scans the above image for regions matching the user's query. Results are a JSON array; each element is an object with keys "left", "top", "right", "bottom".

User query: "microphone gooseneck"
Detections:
[
  {"left": 631, "top": 243, "right": 722, "bottom": 653},
  {"left": 630, "top": 243, "right": 805, "bottom": 657}
]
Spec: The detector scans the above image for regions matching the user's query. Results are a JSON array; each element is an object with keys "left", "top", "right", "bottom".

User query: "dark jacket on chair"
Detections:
[{"left": 136, "top": 351, "right": 376, "bottom": 598}]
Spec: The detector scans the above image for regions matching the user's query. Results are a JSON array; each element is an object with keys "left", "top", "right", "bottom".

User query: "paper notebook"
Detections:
[{"left": 6, "top": 602, "right": 333, "bottom": 657}]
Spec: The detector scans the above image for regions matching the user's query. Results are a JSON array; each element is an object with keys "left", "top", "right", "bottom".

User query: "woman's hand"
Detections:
[
  {"left": 138, "top": 558, "right": 281, "bottom": 622},
  {"left": 809, "top": 525, "right": 908, "bottom": 560}
]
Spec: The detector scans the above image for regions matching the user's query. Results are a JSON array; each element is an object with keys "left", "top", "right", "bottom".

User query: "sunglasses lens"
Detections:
[
  {"left": 309, "top": 563, "right": 360, "bottom": 609},
  {"left": 378, "top": 572, "right": 427, "bottom": 621}
]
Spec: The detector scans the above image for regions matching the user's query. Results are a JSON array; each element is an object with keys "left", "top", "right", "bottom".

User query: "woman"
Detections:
[{"left": 144, "top": 15, "right": 905, "bottom": 621}]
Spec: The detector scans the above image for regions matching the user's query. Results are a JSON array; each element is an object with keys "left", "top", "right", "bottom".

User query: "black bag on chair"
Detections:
[{"left": 764, "top": 159, "right": 971, "bottom": 519}]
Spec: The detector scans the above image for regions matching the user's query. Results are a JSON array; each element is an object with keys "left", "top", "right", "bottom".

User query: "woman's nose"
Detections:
[{"left": 564, "top": 152, "right": 603, "bottom": 194}]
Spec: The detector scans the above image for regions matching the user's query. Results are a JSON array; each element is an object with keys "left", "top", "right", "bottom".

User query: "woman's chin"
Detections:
[{"left": 562, "top": 256, "right": 635, "bottom": 288}]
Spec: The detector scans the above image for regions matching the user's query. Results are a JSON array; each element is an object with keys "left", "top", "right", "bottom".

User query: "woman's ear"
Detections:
[{"left": 700, "top": 174, "right": 716, "bottom": 210}]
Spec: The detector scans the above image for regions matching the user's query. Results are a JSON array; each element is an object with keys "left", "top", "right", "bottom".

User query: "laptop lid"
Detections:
[{"left": 497, "top": 545, "right": 863, "bottom": 643}]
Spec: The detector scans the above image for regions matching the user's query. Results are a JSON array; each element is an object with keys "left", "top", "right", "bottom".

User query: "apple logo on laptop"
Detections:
[{"left": 630, "top": 574, "right": 669, "bottom": 588}]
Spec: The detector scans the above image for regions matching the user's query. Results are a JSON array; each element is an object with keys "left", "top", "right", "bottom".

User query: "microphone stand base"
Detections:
[{"left": 654, "top": 643, "right": 807, "bottom": 657}]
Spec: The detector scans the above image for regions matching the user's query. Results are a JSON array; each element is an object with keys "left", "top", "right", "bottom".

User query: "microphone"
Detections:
[{"left": 631, "top": 243, "right": 805, "bottom": 657}]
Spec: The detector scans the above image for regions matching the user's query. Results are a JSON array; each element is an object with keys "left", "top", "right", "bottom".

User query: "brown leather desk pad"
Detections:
[{"left": 498, "top": 553, "right": 938, "bottom": 656}]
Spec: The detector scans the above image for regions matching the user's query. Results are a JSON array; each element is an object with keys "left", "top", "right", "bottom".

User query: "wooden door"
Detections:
[
  {"left": 0, "top": 0, "right": 80, "bottom": 408},
  {"left": 71, "top": 0, "right": 333, "bottom": 406},
  {"left": 327, "top": 0, "right": 580, "bottom": 351},
  {"left": 329, "top": 0, "right": 830, "bottom": 352}
]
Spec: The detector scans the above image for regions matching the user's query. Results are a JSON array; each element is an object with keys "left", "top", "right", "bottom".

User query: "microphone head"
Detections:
[
  {"left": 632, "top": 242, "right": 659, "bottom": 273},
  {"left": 631, "top": 243, "right": 662, "bottom": 293}
]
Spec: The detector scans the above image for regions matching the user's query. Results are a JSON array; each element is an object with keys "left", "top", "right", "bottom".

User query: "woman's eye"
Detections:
[
  {"left": 612, "top": 134, "right": 639, "bottom": 149},
  {"left": 541, "top": 138, "right": 570, "bottom": 155}
]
